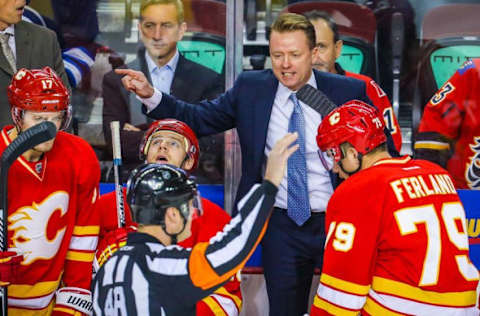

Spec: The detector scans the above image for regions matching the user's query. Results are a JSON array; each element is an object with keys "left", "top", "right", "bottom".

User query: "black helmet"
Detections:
[{"left": 126, "top": 164, "right": 197, "bottom": 227}]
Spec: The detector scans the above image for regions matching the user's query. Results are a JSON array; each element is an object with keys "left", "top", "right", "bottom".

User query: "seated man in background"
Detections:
[
  {"left": 102, "top": 0, "right": 224, "bottom": 182},
  {"left": 95, "top": 119, "right": 242, "bottom": 316},
  {"left": 415, "top": 59, "right": 480, "bottom": 190},
  {"left": 93, "top": 133, "right": 298, "bottom": 315},
  {"left": 304, "top": 10, "right": 402, "bottom": 152},
  {"left": 311, "top": 100, "right": 478, "bottom": 315}
]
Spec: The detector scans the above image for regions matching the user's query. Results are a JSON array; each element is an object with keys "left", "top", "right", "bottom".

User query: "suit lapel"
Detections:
[
  {"left": 14, "top": 22, "right": 31, "bottom": 70},
  {"left": 170, "top": 54, "right": 188, "bottom": 96}
]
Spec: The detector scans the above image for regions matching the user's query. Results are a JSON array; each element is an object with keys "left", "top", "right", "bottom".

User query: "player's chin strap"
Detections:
[
  {"left": 338, "top": 153, "right": 363, "bottom": 177},
  {"left": 55, "top": 287, "right": 93, "bottom": 316}
]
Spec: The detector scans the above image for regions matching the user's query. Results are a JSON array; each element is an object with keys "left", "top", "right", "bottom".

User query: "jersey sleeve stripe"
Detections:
[
  {"left": 372, "top": 276, "right": 477, "bottom": 306},
  {"left": 316, "top": 282, "right": 366, "bottom": 310},
  {"left": 8, "top": 291, "right": 56, "bottom": 310},
  {"left": 367, "top": 289, "right": 478, "bottom": 314},
  {"left": 69, "top": 236, "right": 98, "bottom": 251},
  {"left": 73, "top": 225, "right": 100, "bottom": 235},
  {"left": 312, "top": 295, "right": 360, "bottom": 316},
  {"left": 414, "top": 141, "right": 450, "bottom": 150},
  {"left": 320, "top": 273, "right": 370, "bottom": 295},
  {"left": 202, "top": 296, "right": 228, "bottom": 316},
  {"left": 66, "top": 250, "right": 95, "bottom": 262},
  {"left": 363, "top": 296, "right": 406, "bottom": 316},
  {"left": 210, "top": 293, "right": 240, "bottom": 315},
  {"left": 9, "top": 277, "right": 61, "bottom": 297},
  {"left": 214, "top": 286, "right": 242, "bottom": 310}
]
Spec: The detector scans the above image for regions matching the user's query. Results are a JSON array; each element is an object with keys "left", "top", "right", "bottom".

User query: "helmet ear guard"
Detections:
[
  {"left": 139, "top": 119, "right": 200, "bottom": 173},
  {"left": 8, "top": 67, "right": 71, "bottom": 131}
]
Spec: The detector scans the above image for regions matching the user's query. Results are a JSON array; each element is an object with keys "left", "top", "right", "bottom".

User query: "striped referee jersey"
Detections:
[{"left": 92, "top": 181, "right": 277, "bottom": 315}]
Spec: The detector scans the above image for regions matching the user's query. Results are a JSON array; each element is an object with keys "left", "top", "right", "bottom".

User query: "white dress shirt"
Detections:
[
  {"left": 264, "top": 72, "right": 333, "bottom": 212},
  {"left": 145, "top": 49, "right": 179, "bottom": 94}
]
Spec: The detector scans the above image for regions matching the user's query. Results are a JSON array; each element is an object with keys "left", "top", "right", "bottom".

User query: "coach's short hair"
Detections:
[
  {"left": 271, "top": 13, "right": 316, "bottom": 50},
  {"left": 140, "top": 0, "right": 184, "bottom": 24}
]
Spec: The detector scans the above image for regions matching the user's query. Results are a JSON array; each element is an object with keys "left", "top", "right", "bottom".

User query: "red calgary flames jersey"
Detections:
[
  {"left": 96, "top": 190, "right": 242, "bottom": 315},
  {"left": 417, "top": 59, "right": 480, "bottom": 189},
  {"left": 345, "top": 70, "right": 402, "bottom": 152},
  {"left": 311, "top": 156, "right": 479, "bottom": 315},
  {"left": 0, "top": 126, "right": 100, "bottom": 315}
]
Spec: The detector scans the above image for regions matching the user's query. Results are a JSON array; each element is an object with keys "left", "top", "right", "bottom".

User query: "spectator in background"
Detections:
[
  {"left": 102, "top": 0, "right": 224, "bottom": 183},
  {"left": 304, "top": 10, "right": 403, "bottom": 152},
  {"left": 95, "top": 119, "right": 242, "bottom": 316},
  {"left": 415, "top": 59, "right": 480, "bottom": 190},
  {"left": 0, "top": 0, "right": 69, "bottom": 128}
]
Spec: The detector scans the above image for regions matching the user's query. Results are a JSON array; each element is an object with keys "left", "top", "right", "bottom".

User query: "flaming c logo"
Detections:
[
  {"left": 466, "top": 137, "right": 480, "bottom": 189},
  {"left": 8, "top": 191, "right": 69, "bottom": 265}
]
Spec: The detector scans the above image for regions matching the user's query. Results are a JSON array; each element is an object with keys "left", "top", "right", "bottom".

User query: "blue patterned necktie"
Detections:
[{"left": 287, "top": 93, "right": 311, "bottom": 226}]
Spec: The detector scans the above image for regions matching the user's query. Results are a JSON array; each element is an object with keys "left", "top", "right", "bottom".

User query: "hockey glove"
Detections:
[
  {"left": 52, "top": 287, "right": 93, "bottom": 316},
  {"left": 94, "top": 225, "right": 136, "bottom": 271},
  {"left": 0, "top": 250, "right": 23, "bottom": 286}
]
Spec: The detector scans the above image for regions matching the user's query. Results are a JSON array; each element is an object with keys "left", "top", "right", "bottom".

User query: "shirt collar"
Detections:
[
  {"left": 1, "top": 25, "right": 15, "bottom": 36},
  {"left": 145, "top": 49, "right": 179, "bottom": 74},
  {"left": 277, "top": 70, "right": 317, "bottom": 107}
]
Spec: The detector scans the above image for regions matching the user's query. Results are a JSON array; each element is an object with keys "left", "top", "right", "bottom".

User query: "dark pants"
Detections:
[{"left": 261, "top": 208, "right": 326, "bottom": 316}]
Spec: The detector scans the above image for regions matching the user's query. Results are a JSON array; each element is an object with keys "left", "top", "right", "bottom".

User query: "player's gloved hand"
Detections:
[
  {"left": 52, "top": 287, "right": 92, "bottom": 316},
  {"left": 0, "top": 250, "right": 23, "bottom": 286},
  {"left": 94, "top": 225, "right": 136, "bottom": 271}
]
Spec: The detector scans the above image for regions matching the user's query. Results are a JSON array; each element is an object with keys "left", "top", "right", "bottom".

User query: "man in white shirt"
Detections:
[{"left": 102, "top": 0, "right": 224, "bottom": 183}]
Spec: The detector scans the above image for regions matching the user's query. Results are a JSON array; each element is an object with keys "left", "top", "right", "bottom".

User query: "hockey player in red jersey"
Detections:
[
  {"left": 415, "top": 58, "right": 480, "bottom": 189},
  {"left": 0, "top": 67, "right": 100, "bottom": 315},
  {"left": 311, "top": 100, "right": 479, "bottom": 315},
  {"left": 305, "top": 10, "right": 402, "bottom": 152},
  {"left": 95, "top": 119, "right": 242, "bottom": 315}
]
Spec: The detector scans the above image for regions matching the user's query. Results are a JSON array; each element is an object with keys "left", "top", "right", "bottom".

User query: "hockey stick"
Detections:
[
  {"left": 296, "top": 84, "right": 337, "bottom": 118},
  {"left": 0, "top": 121, "right": 57, "bottom": 316},
  {"left": 110, "top": 121, "right": 126, "bottom": 228}
]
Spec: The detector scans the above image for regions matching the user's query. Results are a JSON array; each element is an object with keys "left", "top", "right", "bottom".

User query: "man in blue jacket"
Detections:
[{"left": 115, "top": 12, "right": 374, "bottom": 316}]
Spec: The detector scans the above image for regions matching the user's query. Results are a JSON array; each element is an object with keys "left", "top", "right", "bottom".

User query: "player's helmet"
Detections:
[
  {"left": 126, "top": 164, "right": 200, "bottom": 226},
  {"left": 139, "top": 119, "right": 200, "bottom": 172},
  {"left": 316, "top": 100, "right": 386, "bottom": 163},
  {"left": 7, "top": 67, "right": 71, "bottom": 130}
]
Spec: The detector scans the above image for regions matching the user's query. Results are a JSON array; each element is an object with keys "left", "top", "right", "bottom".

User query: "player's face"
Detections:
[
  {"left": 0, "top": 0, "right": 25, "bottom": 29},
  {"left": 139, "top": 3, "right": 186, "bottom": 65},
  {"left": 310, "top": 19, "right": 342, "bottom": 73},
  {"left": 146, "top": 130, "right": 192, "bottom": 169},
  {"left": 270, "top": 30, "right": 315, "bottom": 91},
  {"left": 21, "top": 111, "right": 62, "bottom": 152}
]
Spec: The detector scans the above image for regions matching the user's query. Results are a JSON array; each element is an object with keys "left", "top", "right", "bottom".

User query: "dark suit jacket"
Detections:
[
  {"left": 102, "top": 47, "right": 224, "bottom": 162},
  {"left": 0, "top": 21, "right": 69, "bottom": 128},
  {"left": 146, "top": 69, "right": 371, "bottom": 207}
]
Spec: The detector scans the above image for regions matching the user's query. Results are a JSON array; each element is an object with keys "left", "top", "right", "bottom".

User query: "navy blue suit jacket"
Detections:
[{"left": 146, "top": 69, "right": 371, "bottom": 206}]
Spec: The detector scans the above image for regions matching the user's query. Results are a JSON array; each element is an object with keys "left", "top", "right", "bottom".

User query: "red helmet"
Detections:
[
  {"left": 8, "top": 67, "right": 71, "bottom": 130},
  {"left": 316, "top": 100, "right": 386, "bottom": 163},
  {"left": 140, "top": 119, "right": 200, "bottom": 172}
]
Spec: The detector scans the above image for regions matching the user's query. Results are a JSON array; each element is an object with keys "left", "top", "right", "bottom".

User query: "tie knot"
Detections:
[
  {"left": 290, "top": 93, "right": 302, "bottom": 114},
  {"left": 0, "top": 33, "right": 11, "bottom": 42}
]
